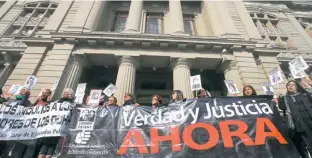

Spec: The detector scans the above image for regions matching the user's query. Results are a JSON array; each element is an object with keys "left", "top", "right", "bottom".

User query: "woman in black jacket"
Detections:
[{"left": 278, "top": 80, "right": 312, "bottom": 158}]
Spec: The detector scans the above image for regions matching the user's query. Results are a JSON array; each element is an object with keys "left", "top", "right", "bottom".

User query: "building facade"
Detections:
[{"left": 0, "top": 0, "right": 311, "bottom": 105}]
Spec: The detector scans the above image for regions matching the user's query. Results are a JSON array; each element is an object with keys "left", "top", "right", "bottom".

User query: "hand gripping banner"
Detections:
[{"left": 61, "top": 96, "right": 300, "bottom": 158}]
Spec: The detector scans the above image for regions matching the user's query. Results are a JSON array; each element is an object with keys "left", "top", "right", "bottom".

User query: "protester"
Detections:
[
  {"left": 6, "top": 87, "right": 31, "bottom": 106},
  {"left": 0, "top": 88, "right": 6, "bottom": 103},
  {"left": 170, "top": 90, "right": 185, "bottom": 103},
  {"left": 34, "top": 89, "right": 52, "bottom": 106},
  {"left": 38, "top": 88, "right": 75, "bottom": 158},
  {"left": 107, "top": 96, "right": 117, "bottom": 106},
  {"left": 243, "top": 85, "right": 257, "bottom": 96},
  {"left": 196, "top": 88, "right": 211, "bottom": 98},
  {"left": 123, "top": 93, "right": 139, "bottom": 106},
  {"left": 152, "top": 95, "right": 163, "bottom": 108},
  {"left": 278, "top": 80, "right": 312, "bottom": 158}
]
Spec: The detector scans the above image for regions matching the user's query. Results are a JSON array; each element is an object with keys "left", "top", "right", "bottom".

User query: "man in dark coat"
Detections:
[{"left": 278, "top": 80, "right": 312, "bottom": 158}]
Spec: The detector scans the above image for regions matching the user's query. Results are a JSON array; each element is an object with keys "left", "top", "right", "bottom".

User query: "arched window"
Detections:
[
  {"left": 250, "top": 12, "right": 292, "bottom": 47},
  {"left": 3, "top": 1, "right": 58, "bottom": 37}
]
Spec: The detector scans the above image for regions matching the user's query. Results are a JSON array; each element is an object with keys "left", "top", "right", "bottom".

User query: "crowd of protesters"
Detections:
[{"left": 0, "top": 77, "right": 312, "bottom": 157}]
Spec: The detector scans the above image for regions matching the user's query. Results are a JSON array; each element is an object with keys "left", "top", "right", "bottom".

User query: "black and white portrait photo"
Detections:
[
  {"left": 75, "top": 83, "right": 87, "bottom": 97},
  {"left": 262, "top": 83, "right": 275, "bottom": 95},
  {"left": 79, "top": 109, "right": 96, "bottom": 122},
  {"left": 224, "top": 80, "right": 240, "bottom": 94},
  {"left": 289, "top": 56, "right": 309, "bottom": 74},
  {"left": 269, "top": 68, "right": 283, "bottom": 85},
  {"left": 77, "top": 108, "right": 96, "bottom": 130},
  {"left": 103, "top": 83, "right": 117, "bottom": 97},
  {"left": 88, "top": 90, "right": 102, "bottom": 105},
  {"left": 8, "top": 84, "right": 21, "bottom": 95},
  {"left": 24, "top": 75, "right": 37, "bottom": 90},
  {"left": 190, "top": 75, "right": 202, "bottom": 91}
]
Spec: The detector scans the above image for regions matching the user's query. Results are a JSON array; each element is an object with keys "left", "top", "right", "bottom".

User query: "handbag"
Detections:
[{"left": 283, "top": 96, "right": 295, "bottom": 130}]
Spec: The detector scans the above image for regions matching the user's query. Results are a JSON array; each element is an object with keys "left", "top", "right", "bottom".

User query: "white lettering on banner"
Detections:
[
  {"left": 122, "top": 100, "right": 273, "bottom": 127},
  {"left": 0, "top": 102, "right": 73, "bottom": 140}
]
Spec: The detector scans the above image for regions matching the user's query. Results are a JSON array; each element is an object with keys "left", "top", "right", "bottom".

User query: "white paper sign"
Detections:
[
  {"left": 190, "top": 75, "right": 202, "bottom": 91},
  {"left": 77, "top": 108, "right": 97, "bottom": 130},
  {"left": 268, "top": 67, "right": 283, "bottom": 85},
  {"left": 24, "top": 75, "right": 38, "bottom": 90},
  {"left": 51, "top": 79, "right": 60, "bottom": 91},
  {"left": 289, "top": 56, "right": 309, "bottom": 75},
  {"left": 88, "top": 89, "right": 102, "bottom": 105},
  {"left": 289, "top": 66, "right": 305, "bottom": 79},
  {"left": 103, "top": 83, "right": 117, "bottom": 97},
  {"left": 262, "top": 82, "right": 275, "bottom": 95},
  {"left": 75, "top": 83, "right": 87, "bottom": 97},
  {"left": 7, "top": 84, "right": 22, "bottom": 95},
  {"left": 224, "top": 80, "right": 240, "bottom": 94}
]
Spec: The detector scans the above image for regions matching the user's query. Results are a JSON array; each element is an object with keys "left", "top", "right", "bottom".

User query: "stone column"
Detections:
[
  {"left": 114, "top": 56, "right": 137, "bottom": 105},
  {"left": 169, "top": 0, "right": 184, "bottom": 34},
  {"left": 124, "top": 0, "right": 143, "bottom": 32},
  {"left": 172, "top": 58, "right": 193, "bottom": 99},
  {"left": 84, "top": 1, "right": 107, "bottom": 31},
  {"left": 0, "top": 52, "right": 13, "bottom": 87}
]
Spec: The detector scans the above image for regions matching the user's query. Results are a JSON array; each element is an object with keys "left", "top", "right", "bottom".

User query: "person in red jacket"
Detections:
[{"left": 34, "top": 89, "right": 52, "bottom": 106}]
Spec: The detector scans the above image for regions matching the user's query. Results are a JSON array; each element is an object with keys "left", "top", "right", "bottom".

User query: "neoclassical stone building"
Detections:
[{"left": 0, "top": 0, "right": 311, "bottom": 105}]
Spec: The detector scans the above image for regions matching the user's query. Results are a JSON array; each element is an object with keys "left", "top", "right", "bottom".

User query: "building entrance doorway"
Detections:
[{"left": 135, "top": 68, "right": 173, "bottom": 105}]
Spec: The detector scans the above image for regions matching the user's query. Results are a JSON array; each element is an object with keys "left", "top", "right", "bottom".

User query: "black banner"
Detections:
[{"left": 61, "top": 96, "right": 300, "bottom": 158}]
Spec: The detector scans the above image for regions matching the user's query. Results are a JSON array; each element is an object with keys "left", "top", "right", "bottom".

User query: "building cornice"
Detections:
[
  {"left": 50, "top": 32, "right": 257, "bottom": 51},
  {"left": 244, "top": 2, "right": 291, "bottom": 13}
]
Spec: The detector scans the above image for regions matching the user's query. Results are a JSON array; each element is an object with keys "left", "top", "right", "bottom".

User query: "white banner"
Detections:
[{"left": 0, "top": 101, "right": 73, "bottom": 140}]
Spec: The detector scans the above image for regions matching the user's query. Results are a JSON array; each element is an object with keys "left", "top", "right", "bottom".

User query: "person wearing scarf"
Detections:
[
  {"left": 278, "top": 80, "right": 312, "bottom": 158},
  {"left": 38, "top": 88, "right": 75, "bottom": 158},
  {"left": 0, "top": 88, "right": 7, "bottom": 104},
  {"left": 122, "top": 93, "right": 139, "bottom": 106}
]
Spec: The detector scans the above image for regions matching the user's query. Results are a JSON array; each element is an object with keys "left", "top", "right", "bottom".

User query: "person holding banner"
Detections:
[
  {"left": 278, "top": 80, "right": 312, "bottom": 158},
  {"left": 34, "top": 89, "right": 52, "bottom": 106},
  {"left": 243, "top": 85, "right": 257, "bottom": 96},
  {"left": 170, "top": 90, "right": 185, "bottom": 103},
  {"left": 123, "top": 93, "right": 139, "bottom": 106},
  {"left": 6, "top": 87, "right": 31, "bottom": 107},
  {"left": 0, "top": 88, "right": 6, "bottom": 103},
  {"left": 38, "top": 88, "right": 75, "bottom": 158},
  {"left": 196, "top": 88, "right": 211, "bottom": 98}
]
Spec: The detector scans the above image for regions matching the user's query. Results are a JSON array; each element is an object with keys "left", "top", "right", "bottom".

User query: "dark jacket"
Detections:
[{"left": 278, "top": 92, "right": 312, "bottom": 132}]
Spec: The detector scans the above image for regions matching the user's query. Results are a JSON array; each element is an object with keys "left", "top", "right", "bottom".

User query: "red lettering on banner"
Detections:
[
  {"left": 254, "top": 118, "right": 288, "bottom": 145},
  {"left": 183, "top": 123, "right": 219, "bottom": 150},
  {"left": 117, "top": 118, "right": 287, "bottom": 154},
  {"left": 219, "top": 120, "right": 255, "bottom": 147},
  {"left": 117, "top": 129, "right": 149, "bottom": 154},
  {"left": 150, "top": 126, "right": 181, "bottom": 153}
]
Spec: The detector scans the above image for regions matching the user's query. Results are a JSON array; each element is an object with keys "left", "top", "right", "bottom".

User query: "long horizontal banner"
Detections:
[
  {"left": 61, "top": 96, "right": 300, "bottom": 158},
  {"left": 0, "top": 101, "right": 72, "bottom": 140}
]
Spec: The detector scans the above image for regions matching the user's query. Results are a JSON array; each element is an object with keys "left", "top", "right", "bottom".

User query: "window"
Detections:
[
  {"left": 145, "top": 13, "right": 163, "bottom": 34},
  {"left": 3, "top": 2, "right": 57, "bottom": 37},
  {"left": 112, "top": 12, "right": 128, "bottom": 32},
  {"left": 183, "top": 15, "right": 196, "bottom": 35},
  {"left": 250, "top": 13, "right": 290, "bottom": 47}
]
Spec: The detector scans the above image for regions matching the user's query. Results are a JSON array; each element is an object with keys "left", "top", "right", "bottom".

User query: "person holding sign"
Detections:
[
  {"left": 243, "top": 85, "right": 257, "bottom": 96},
  {"left": 38, "top": 88, "right": 75, "bottom": 158},
  {"left": 278, "top": 81, "right": 312, "bottom": 158}
]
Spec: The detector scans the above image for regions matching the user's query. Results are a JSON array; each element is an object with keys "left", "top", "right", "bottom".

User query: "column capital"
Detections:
[
  {"left": 72, "top": 54, "right": 89, "bottom": 68},
  {"left": 220, "top": 60, "right": 238, "bottom": 73},
  {"left": 117, "top": 56, "right": 139, "bottom": 68},
  {"left": 171, "top": 58, "right": 191, "bottom": 70}
]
